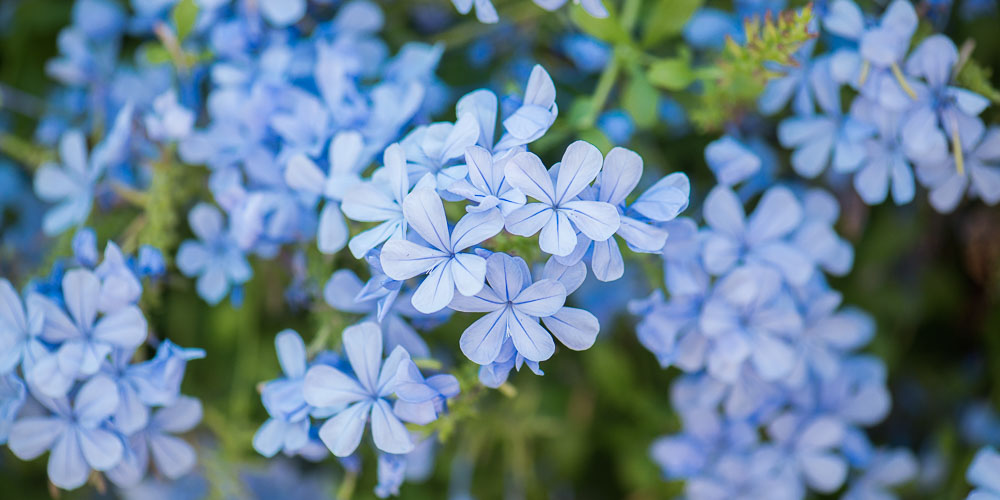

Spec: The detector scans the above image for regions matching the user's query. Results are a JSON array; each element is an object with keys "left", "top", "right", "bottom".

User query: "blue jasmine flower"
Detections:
[
  {"left": 561, "top": 34, "right": 611, "bottom": 74},
  {"left": 376, "top": 452, "right": 408, "bottom": 497},
  {"left": 842, "top": 448, "right": 917, "bottom": 500},
  {"left": 538, "top": 257, "right": 600, "bottom": 349},
  {"left": 342, "top": 144, "right": 434, "bottom": 258},
  {"left": 824, "top": 0, "right": 919, "bottom": 109},
  {"left": 8, "top": 375, "right": 123, "bottom": 490},
  {"left": 284, "top": 131, "right": 367, "bottom": 253},
  {"left": 598, "top": 110, "right": 635, "bottom": 145},
  {"left": 765, "top": 412, "right": 848, "bottom": 494},
  {"left": 683, "top": 8, "right": 742, "bottom": 49},
  {"left": 494, "top": 65, "right": 559, "bottom": 151},
  {"left": 358, "top": 250, "right": 405, "bottom": 321},
  {"left": 380, "top": 189, "right": 504, "bottom": 314},
  {"left": 323, "top": 269, "right": 431, "bottom": 358},
  {"left": 450, "top": 252, "right": 575, "bottom": 364},
  {"left": 270, "top": 89, "right": 331, "bottom": 161},
  {"left": 701, "top": 185, "right": 814, "bottom": 286},
  {"left": 777, "top": 57, "right": 876, "bottom": 179},
  {"left": 107, "top": 396, "right": 202, "bottom": 487},
  {"left": 254, "top": 330, "right": 313, "bottom": 458},
  {"left": 72, "top": 228, "right": 98, "bottom": 267},
  {"left": 967, "top": 446, "right": 1000, "bottom": 499},
  {"left": 504, "top": 141, "right": 620, "bottom": 257},
  {"left": 302, "top": 322, "right": 415, "bottom": 457},
  {"left": 95, "top": 242, "right": 143, "bottom": 313},
  {"left": 456, "top": 90, "right": 500, "bottom": 151},
  {"left": 558, "top": 147, "right": 689, "bottom": 281},
  {"left": 447, "top": 146, "right": 526, "bottom": 216},
  {"left": 34, "top": 131, "right": 101, "bottom": 236},
  {"left": 904, "top": 35, "right": 990, "bottom": 153},
  {"left": 259, "top": 0, "right": 307, "bottom": 27},
  {"left": 137, "top": 246, "right": 166, "bottom": 280},
  {"left": 72, "top": 0, "right": 125, "bottom": 42},
  {"left": 706, "top": 135, "right": 762, "bottom": 186},
  {"left": 916, "top": 124, "right": 1000, "bottom": 214},
  {"left": 144, "top": 90, "right": 195, "bottom": 142},
  {"left": 962, "top": 402, "right": 1000, "bottom": 447},
  {"left": 699, "top": 265, "right": 803, "bottom": 383},
  {"left": 847, "top": 97, "right": 940, "bottom": 205},
  {"left": 532, "top": 0, "right": 609, "bottom": 18},
  {"left": 0, "top": 279, "right": 45, "bottom": 374},
  {"left": 793, "top": 190, "right": 854, "bottom": 277},
  {"left": 392, "top": 359, "right": 460, "bottom": 425},
  {"left": 402, "top": 113, "right": 480, "bottom": 191},
  {"left": 126, "top": 340, "right": 205, "bottom": 407},
  {"left": 29, "top": 269, "right": 148, "bottom": 397},
  {"left": 758, "top": 39, "right": 819, "bottom": 116},
  {"left": 451, "top": 0, "right": 499, "bottom": 23},
  {"left": 0, "top": 373, "right": 26, "bottom": 444},
  {"left": 176, "top": 203, "right": 252, "bottom": 305},
  {"left": 631, "top": 290, "right": 707, "bottom": 372}
]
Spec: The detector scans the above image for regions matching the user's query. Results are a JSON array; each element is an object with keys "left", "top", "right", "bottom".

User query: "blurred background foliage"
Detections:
[{"left": 1, "top": 0, "right": 1000, "bottom": 499}]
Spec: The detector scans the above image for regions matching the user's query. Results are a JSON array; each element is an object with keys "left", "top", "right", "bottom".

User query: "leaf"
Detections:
[
  {"left": 647, "top": 57, "right": 695, "bottom": 91},
  {"left": 570, "top": 4, "right": 628, "bottom": 44},
  {"left": 957, "top": 59, "right": 1000, "bottom": 104},
  {"left": 141, "top": 42, "right": 172, "bottom": 65},
  {"left": 172, "top": 0, "right": 199, "bottom": 41},
  {"left": 623, "top": 70, "right": 659, "bottom": 127},
  {"left": 642, "top": 0, "right": 703, "bottom": 47}
]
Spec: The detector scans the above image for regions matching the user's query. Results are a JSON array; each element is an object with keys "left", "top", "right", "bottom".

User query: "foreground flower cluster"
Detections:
[{"left": 0, "top": 0, "right": 997, "bottom": 497}]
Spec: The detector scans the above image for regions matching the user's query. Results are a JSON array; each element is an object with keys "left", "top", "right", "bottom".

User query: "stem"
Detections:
[
  {"left": 0, "top": 133, "right": 54, "bottom": 170},
  {"left": 579, "top": 50, "right": 621, "bottom": 129},
  {"left": 336, "top": 469, "right": 357, "bottom": 500}
]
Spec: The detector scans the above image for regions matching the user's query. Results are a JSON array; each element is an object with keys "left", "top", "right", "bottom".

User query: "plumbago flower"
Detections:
[
  {"left": 380, "top": 189, "right": 504, "bottom": 314},
  {"left": 967, "top": 447, "right": 1000, "bottom": 499},
  {"left": 33, "top": 104, "right": 132, "bottom": 236},
  {"left": 284, "top": 131, "right": 367, "bottom": 254},
  {"left": 0, "top": 279, "right": 45, "bottom": 374},
  {"left": 454, "top": 65, "right": 557, "bottom": 154},
  {"left": 302, "top": 322, "right": 455, "bottom": 457},
  {"left": 342, "top": 143, "right": 435, "bottom": 258},
  {"left": 447, "top": 146, "right": 527, "bottom": 216},
  {"left": 557, "top": 147, "right": 690, "bottom": 282},
  {"left": 176, "top": 203, "right": 252, "bottom": 305},
  {"left": 504, "top": 141, "right": 620, "bottom": 257},
  {"left": 451, "top": 252, "right": 598, "bottom": 369},
  {"left": 916, "top": 126, "right": 1000, "bottom": 213},
  {"left": 254, "top": 330, "right": 315, "bottom": 458}
]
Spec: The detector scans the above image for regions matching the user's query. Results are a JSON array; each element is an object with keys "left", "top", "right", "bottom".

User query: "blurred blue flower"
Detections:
[
  {"left": 108, "top": 396, "right": 202, "bottom": 487},
  {"left": 176, "top": 203, "right": 252, "bottom": 305},
  {"left": 967, "top": 446, "right": 1000, "bottom": 499}
]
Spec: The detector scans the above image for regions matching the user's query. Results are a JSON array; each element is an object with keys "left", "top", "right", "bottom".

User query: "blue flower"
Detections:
[
  {"left": 392, "top": 359, "right": 460, "bottom": 425},
  {"left": 284, "top": 131, "right": 368, "bottom": 254},
  {"left": 342, "top": 144, "right": 432, "bottom": 258},
  {"left": 561, "top": 34, "right": 611, "bottom": 74},
  {"left": 380, "top": 188, "right": 504, "bottom": 313},
  {"left": 8, "top": 375, "right": 123, "bottom": 490},
  {"left": 701, "top": 185, "right": 814, "bottom": 286},
  {"left": 451, "top": 252, "right": 583, "bottom": 364},
  {"left": 107, "top": 396, "right": 202, "bottom": 487},
  {"left": 259, "top": 0, "right": 307, "bottom": 27},
  {"left": 967, "top": 446, "right": 1000, "bottom": 499},
  {"left": 598, "top": 110, "right": 635, "bottom": 145},
  {"left": 0, "top": 279, "right": 45, "bottom": 374},
  {"left": 144, "top": 90, "right": 195, "bottom": 142},
  {"left": 504, "top": 141, "right": 620, "bottom": 257},
  {"left": 402, "top": 113, "right": 480, "bottom": 191},
  {"left": 34, "top": 131, "right": 102, "bottom": 236},
  {"left": 916, "top": 125, "right": 1000, "bottom": 214},
  {"left": 766, "top": 413, "right": 848, "bottom": 493},
  {"left": 842, "top": 448, "right": 917, "bottom": 500},
  {"left": 72, "top": 228, "right": 98, "bottom": 267},
  {"left": 176, "top": 203, "right": 252, "bottom": 305},
  {"left": 95, "top": 241, "right": 143, "bottom": 313},
  {"left": 324, "top": 269, "right": 431, "bottom": 358},
  {"left": 706, "top": 135, "right": 762, "bottom": 187},
  {"left": 447, "top": 146, "right": 527, "bottom": 216},
  {"left": 302, "top": 322, "right": 414, "bottom": 457},
  {"left": 125, "top": 340, "right": 206, "bottom": 407},
  {"left": 137, "top": 246, "right": 166, "bottom": 280},
  {"left": 254, "top": 330, "right": 313, "bottom": 458},
  {"left": 494, "top": 65, "right": 558, "bottom": 151},
  {"left": 29, "top": 269, "right": 148, "bottom": 397}
]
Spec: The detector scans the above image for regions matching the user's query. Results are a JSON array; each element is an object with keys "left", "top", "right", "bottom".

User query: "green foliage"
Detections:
[
  {"left": 690, "top": 5, "right": 816, "bottom": 131},
  {"left": 641, "top": 0, "right": 703, "bottom": 47},
  {"left": 623, "top": 66, "right": 660, "bottom": 127},
  {"left": 647, "top": 51, "right": 695, "bottom": 91},
  {"left": 958, "top": 58, "right": 1000, "bottom": 104},
  {"left": 172, "top": 0, "right": 199, "bottom": 41}
]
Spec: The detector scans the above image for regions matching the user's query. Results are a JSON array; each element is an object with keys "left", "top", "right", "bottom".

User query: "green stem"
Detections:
[
  {"left": 0, "top": 133, "right": 53, "bottom": 170},
  {"left": 619, "top": 0, "right": 642, "bottom": 32},
  {"left": 336, "top": 469, "right": 357, "bottom": 500},
  {"left": 579, "top": 51, "right": 621, "bottom": 129}
]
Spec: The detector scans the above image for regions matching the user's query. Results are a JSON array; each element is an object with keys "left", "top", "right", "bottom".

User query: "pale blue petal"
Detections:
[
  {"left": 459, "top": 308, "right": 508, "bottom": 364},
  {"left": 379, "top": 240, "right": 448, "bottom": 281},
  {"left": 276, "top": 329, "right": 307, "bottom": 379},
  {"left": 410, "top": 261, "right": 456, "bottom": 314},
  {"left": 371, "top": 399, "right": 414, "bottom": 454},
  {"left": 506, "top": 152, "right": 555, "bottom": 204},
  {"left": 555, "top": 141, "right": 603, "bottom": 204},
  {"left": 507, "top": 309, "right": 555, "bottom": 362},
  {"left": 303, "top": 365, "right": 369, "bottom": 408},
  {"left": 542, "top": 307, "right": 599, "bottom": 350},
  {"left": 343, "top": 322, "right": 383, "bottom": 393},
  {"left": 318, "top": 401, "right": 372, "bottom": 457},
  {"left": 401, "top": 189, "right": 450, "bottom": 251},
  {"left": 513, "top": 279, "right": 565, "bottom": 317}
]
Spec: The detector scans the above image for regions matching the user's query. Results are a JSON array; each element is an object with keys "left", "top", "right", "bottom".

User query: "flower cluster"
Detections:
[
  {"left": 1, "top": 238, "right": 203, "bottom": 490},
  {"left": 753, "top": 0, "right": 999, "bottom": 213},
  {"left": 631, "top": 184, "right": 918, "bottom": 498}
]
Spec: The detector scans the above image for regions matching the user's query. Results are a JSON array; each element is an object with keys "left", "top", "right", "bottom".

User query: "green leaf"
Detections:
[
  {"left": 642, "top": 0, "right": 703, "bottom": 46},
  {"left": 647, "top": 57, "right": 695, "bottom": 90},
  {"left": 570, "top": 4, "right": 628, "bottom": 44},
  {"left": 623, "top": 71, "right": 659, "bottom": 127},
  {"left": 172, "top": 0, "right": 199, "bottom": 41},
  {"left": 140, "top": 42, "right": 172, "bottom": 65}
]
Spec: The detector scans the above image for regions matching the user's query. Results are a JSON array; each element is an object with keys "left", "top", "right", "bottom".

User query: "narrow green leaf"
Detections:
[
  {"left": 172, "top": 0, "right": 199, "bottom": 41},
  {"left": 642, "top": 0, "right": 703, "bottom": 47}
]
